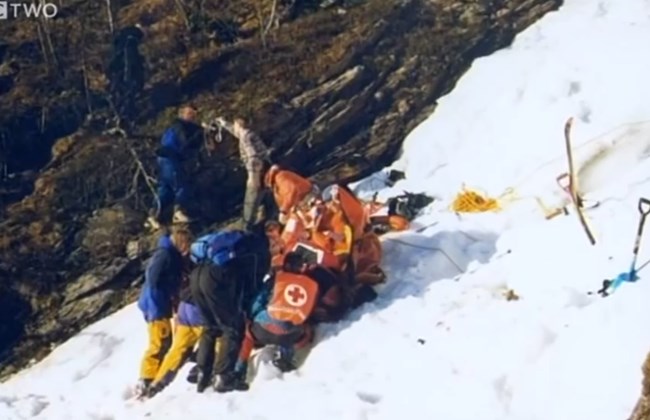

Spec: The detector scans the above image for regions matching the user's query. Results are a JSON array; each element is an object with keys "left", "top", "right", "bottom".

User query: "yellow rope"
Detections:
[{"left": 450, "top": 185, "right": 517, "bottom": 213}]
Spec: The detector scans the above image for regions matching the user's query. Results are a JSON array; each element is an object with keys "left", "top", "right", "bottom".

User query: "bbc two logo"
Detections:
[{"left": 0, "top": 1, "right": 59, "bottom": 20}]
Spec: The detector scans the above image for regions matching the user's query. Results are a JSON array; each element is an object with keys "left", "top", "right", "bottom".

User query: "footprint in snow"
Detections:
[
  {"left": 4, "top": 394, "right": 50, "bottom": 417},
  {"left": 28, "top": 395, "right": 49, "bottom": 417},
  {"left": 88, "top": 414, "right": 115, "bottom": 420},
  {"left": 356, "top": 391, "right": 382, "bottom": 405}
]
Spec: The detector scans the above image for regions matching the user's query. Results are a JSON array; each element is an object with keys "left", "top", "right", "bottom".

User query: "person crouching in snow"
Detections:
[
  {"left": 189, "top": 231, "right": 271, "bottom": 393},
  {"left": 234, "top": 252, "right": 318, "bottom": 381},
  {"left": 263, "top": 164, "right": 319, "bottom": 226},
  {"left": 306, "top": 195, "right": 353, "bottom": 269},
  {"left": 145, "top": 280, "right": 203, "bottom": 398},
  {"left": 136, "top": 228, "right": 193, "bottom": 397}
]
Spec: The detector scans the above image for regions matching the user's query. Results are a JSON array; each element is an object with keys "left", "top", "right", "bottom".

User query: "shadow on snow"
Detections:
[{"left": 316, "top": 228, "right": 500, "bottom": 341}]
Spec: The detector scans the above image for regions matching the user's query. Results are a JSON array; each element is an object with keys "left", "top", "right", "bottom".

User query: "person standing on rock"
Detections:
[
  {"left": 107, "top": 25, "right": 145, "bottom": 133},
  {"left": 213, "top": 116, "right": 271, "bottom": 231},
  {"left": 135, "top": 227, "right": 193, "bottom": 398},
  {"left": 147, "top": 104, "right": 205, "bottom": 230}
]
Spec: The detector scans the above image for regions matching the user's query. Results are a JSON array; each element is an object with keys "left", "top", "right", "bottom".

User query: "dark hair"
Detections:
[
  {"left": 180, "top": 103, "right": 198, "bottom": 112},
  {"left": 265, "top": 220, "right": 281, "bottom": 233},
  {"left": 283, "top": 252, "right": 305, "bottom": 273},
  {"left": 231, "top": 231, "right": 271, "bottom": 297}
]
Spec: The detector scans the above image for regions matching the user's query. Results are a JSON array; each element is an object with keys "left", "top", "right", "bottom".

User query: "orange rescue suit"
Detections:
[{"left": 264, "top": 168, "right": 314, "bottom": 216}]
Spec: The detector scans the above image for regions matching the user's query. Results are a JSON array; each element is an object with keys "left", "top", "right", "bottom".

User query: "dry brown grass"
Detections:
[
  {"left": 118, "top": 0, "right": 174, "bottom": 27},
  {"left": 0, "top": 234, "right": 11, "bottom": 251}
]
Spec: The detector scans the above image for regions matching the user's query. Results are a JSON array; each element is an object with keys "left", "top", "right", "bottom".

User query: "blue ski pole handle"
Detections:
[
  {"left": 608, "top": 269, "right": 638, "bottom": 293},
  {"left": 604, "top": 198, "right": 650, "bottom": 295}
]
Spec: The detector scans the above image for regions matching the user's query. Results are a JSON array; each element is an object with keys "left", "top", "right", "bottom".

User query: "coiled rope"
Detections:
[{"left": 450, "top": 185, "right": 518, "bottom": 213}]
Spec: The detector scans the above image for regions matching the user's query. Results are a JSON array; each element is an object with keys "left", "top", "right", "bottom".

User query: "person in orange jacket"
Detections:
[
  {"left": 234, "top": 252, "right": 317, "bottom": 381},
  {"left": 264, "top": 165, "right": 319, "bottom": 225},
  {"left": 312, "top": 202, "right": 352, "bottom": 267},
  {"left": 325, "top": 185, "right": 382, "bottom": 308}
]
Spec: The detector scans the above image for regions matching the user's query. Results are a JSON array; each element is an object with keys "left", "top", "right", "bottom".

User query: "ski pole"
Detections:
[
  {"left": 629, "top": 197, "right": 650, "bottom": 276},
  {"left": 605, "top": 197, "right": 650, "bottom": 294}
]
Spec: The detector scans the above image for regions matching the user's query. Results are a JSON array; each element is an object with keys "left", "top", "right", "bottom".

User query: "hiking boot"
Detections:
[
  {"left": 196, "top": 370, "right": 213, "bottom": 393},
  {"left": 145, "top": 382, "right": 164, "bottom": 399},
  {"left": 272, "top": 357, "right": 296, "bottom": 373},
  {"left": 173, "top": 206, "right": 191, "bottom": 223},
  {"left": 351, "top": 285, "right": 378, "bottom": 309},
  {"left": 214, "top": 372, "right": 249, "bottom": 393},
  {"left": 134, "top": 379, "right": 151, "bottom": 399},
  {"left": 272, "top": 346, "right": 296, "bottom": 373},
  {"left": 186, "top": 364, "right": 199, "bottom": 384},
  {"left": 234, "top": 361, "right": 248, "bottom": 377}
]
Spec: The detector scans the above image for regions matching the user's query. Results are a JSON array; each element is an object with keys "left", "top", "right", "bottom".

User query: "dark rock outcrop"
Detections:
[
  {"left": 0, "top": 0, "right": 562, "bottom": 379},
  {"left": 628, "top": 354, "right": 650, "bottom": 420}
]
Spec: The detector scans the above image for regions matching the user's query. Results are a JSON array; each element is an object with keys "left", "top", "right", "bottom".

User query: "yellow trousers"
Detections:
[
  {"left": 152, "top": 325, "right": 203, "bottom": 386},
  {"left": 140, "top": 319, "right": 172, "bottom": 381}
]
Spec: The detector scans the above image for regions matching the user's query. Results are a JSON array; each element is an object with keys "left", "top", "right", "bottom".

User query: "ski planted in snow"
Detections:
[
  {"left": 563, "top": 117, "right": 597, "bottom": 245},
  {"left": 556, "top": 173, "right": 600, "bottom": 210}
]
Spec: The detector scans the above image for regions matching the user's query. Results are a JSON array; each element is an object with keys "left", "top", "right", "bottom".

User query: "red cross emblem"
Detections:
[{"left": 284, "top": 284, "right": 307, "bottom": 306}]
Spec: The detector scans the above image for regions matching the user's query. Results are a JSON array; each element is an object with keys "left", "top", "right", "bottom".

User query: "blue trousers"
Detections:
[{"left": 156, "top": 157, "right": 188, "bottom": 216}]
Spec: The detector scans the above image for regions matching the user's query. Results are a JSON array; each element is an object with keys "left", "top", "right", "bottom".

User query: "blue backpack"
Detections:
[{"left": 190, "top": 230, "right": 246, "bottom": 266}]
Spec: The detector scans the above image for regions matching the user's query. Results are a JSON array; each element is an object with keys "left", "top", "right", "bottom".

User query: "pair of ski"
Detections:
[
  {"left": 552, "top": 117, "right": 598, "bottom": 245},
  {"left": 558, "top": 117, "right": 650, "bottom": 296}
]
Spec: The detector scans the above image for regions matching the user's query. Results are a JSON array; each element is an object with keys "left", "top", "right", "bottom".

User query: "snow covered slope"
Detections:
[{"left": 4, "top": 0, "right": 650, "bottom": 419}]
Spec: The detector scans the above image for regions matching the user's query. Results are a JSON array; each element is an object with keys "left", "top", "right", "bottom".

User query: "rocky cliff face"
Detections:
[
  {"left": 629, "top": 355, "right": 650, "bottom": 420},
  {"left": 0, "top": 0, "right": 562, "bottom": 379}
]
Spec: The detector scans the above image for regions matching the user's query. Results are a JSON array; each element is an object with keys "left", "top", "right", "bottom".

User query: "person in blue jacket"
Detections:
[
  {"left": 135, "top": 228, "right": 192, "bottom": 397},
  {"left": 147, "top": 104, "right": 205, "bottom": 229}
]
